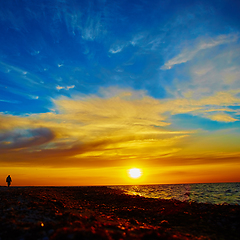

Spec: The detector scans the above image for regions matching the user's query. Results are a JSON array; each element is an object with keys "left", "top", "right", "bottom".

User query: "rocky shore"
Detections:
[{"left": 0, "top": 186, "right": 240, "bottom": 240}]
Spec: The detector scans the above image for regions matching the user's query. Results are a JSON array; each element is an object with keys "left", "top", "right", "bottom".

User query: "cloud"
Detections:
[
  {"left": 0, "top": 87, "right": 239, "bottom": 168},
  {"left": 109, "top": 45, "right": 125, "bottom": 54},
  {"left": 0, "top": 128, "right": 55, "bottom": 150},
  {"left": 0, "top": 62, "right": 48, "bottom": 101},
  {"left": 56, "top": 86, "right": 64, "bottom": 90},
  {"left": 0, "top": 88, "right": 191, "bottom": 167},
  {"left": 56, "top": 85, "right": 75, "bottom": 90},
  {"left": 66, "top": 85, "right": 75, "bottom": 90},
  {"left": 161, "top": 33, "right": 238, "bottom": 70},
  {"left": 109, "top": 33, "right": 145, "bottom": 54},
  {"left": 162, "top": 90, "right": 240, "bottom": 122},
  {"left": 0, "top": 114, "right": 32, "bottom": 131},
  {"left": 130, "top": 34, "right": 145, "bottom": 46},
  {"left": 29, "top": 95, "right": 39, "bottom": 100},
  {"left": 0, "top": 99, "right": 20, "bottom": 104},
  {"left": 128, "top": 32, "right": 166, "bottom": 52},
  {"left": 82, "top": 18, "right": 102, "bottom": 41},
  {"left": 163, "top": 34, "right": 240, "bottom": 108},
  {"left": 78, "top": 2, "right": 106, "bottom": 41},
  {"left": 207, "top": 113, "right": 238, "bottom": 122}
]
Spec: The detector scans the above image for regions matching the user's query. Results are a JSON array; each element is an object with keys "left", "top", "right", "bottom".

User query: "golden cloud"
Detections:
[
  {"left": 0, "top": 87, "right": 239, "bottom": 168},
  {"left": 208, "top": 113, "right": 238, "bottom": 122}
]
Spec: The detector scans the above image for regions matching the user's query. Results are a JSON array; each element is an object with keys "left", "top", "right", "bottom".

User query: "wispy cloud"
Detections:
[
  {"left": 78, "top": 1, "right": 107, "bottom": 41},
  {"left": 109, "top": 45, "right": 125, "bottom": 54},
  {"left": 0, "top": 83, "right": 41, "bottom": 101},
  {"left": 109, "top": 33, "right": 148, "bottom": 54},
  {"left": 0, "top": 87, "right": 239, "bottom": 168},
  {"left": 28, "top": 95, "right": 39, "bottom": 100},
  {"left": 0, "top": 99, "right": 20, "bottom": 104},
  {"left": 161, "top": 34, "right": 238, "bottom": 70},
  {"left": 0, "top": 61, "right": 43, "bottom": 87},
  {"left": 56, "top": 85, "right": 75, "bottom": 90},
  {"left": 130, "top": 34, "right": 145, "bottom": 46},
  {"left": 162, "top": 90, "right": 240, "bottom": 122},
  {"left": 163, "top": 36, "right": 240, "bottom": 106},
  {"left": 207, "top": 113, "right": 238, "bottom": 122},
  {"left": 82, "top": 18, "right": 102, "bottom": 41}
]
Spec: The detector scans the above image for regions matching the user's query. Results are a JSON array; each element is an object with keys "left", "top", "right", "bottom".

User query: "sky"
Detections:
[{"left": 0, "top": 0, "right": 240, "bottom": 186}]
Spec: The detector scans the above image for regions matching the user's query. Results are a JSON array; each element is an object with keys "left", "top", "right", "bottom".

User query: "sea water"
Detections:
[{"left": 110, "top": 182, "right": 240, "bottom": 205}]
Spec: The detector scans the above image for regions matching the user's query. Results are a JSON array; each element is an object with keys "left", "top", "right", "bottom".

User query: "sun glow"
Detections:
[{"left": 128, "top": 168, "right": 142, "bottom": 179}]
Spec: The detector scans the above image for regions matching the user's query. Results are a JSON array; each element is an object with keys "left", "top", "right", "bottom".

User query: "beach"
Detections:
[{"left": 0, "top": 186, "right": 240, "bottom": 240}]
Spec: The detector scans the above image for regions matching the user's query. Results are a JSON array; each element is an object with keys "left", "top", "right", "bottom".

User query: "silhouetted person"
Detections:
[{"left": 6, "top": 175, "right": 12, "bottom": 187}]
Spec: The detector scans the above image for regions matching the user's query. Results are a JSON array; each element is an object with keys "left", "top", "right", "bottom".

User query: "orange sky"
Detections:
[{"left": 1, "top": 89, "right": 240, "bottom": 186}]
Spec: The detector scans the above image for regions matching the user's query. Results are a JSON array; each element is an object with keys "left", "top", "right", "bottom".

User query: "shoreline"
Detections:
[
  {"left": 2, "top": 182, "right": 239, "bottom": 205},
  {"left": 1, "top": 186, "right": 240, "bottom": 239}
]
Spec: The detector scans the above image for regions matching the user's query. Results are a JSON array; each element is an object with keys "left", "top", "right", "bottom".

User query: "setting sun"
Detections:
[{"left": 128, "top": 168, "right": 142, "bottom": 179}]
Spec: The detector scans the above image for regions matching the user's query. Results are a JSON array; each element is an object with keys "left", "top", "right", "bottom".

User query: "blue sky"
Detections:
[
  {"left": 0, "top": 0, "right": 240, "bottom": 185},
  {"left": 1, "top": 0, "right": 239, "bottom": 114}
]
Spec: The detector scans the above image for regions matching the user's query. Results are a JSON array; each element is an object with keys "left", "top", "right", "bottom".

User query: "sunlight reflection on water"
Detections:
[{"left": 110, "top": 182, "right": 240, "bottom": 205}]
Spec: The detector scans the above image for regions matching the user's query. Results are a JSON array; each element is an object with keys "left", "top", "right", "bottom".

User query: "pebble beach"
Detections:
[{"left": 0, "top": 186, "right": 240, "bottom": 240}]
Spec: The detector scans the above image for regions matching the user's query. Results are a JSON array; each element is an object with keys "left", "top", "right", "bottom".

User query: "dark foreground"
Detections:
[{"left": 0, "top": 187, "right": 240, "bottom": 240}]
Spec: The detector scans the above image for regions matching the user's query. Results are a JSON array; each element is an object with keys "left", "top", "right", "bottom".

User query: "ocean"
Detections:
[{"left": 110, "top": 182, "right": 240, "bottom": 205}]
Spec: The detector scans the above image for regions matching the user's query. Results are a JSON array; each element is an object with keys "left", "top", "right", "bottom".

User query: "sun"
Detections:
[{"left": 128, "top": 168, "right": 142, "bottom": 179}]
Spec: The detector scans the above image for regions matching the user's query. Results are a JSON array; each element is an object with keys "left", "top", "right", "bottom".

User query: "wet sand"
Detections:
[{"left": 0, "top": 186, "right": 240, "bottom": 240}]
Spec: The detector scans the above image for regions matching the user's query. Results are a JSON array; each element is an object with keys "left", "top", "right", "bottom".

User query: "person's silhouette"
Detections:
[{"left": 6, "top": 175, "right": 12, "bottom": 187}]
